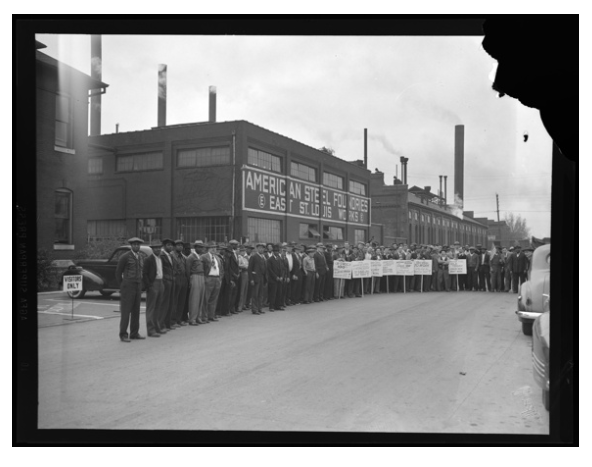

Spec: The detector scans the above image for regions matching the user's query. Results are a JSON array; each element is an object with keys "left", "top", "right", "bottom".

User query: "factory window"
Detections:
[
  {"left": 177, "top": 146, "right": 230, "bottom": 168},
  {"left": 176, "top": 216, "right": 229, "bottom": 243},
  {"left": 421, "top": 214, "right": 425, "bottom": 223},
  {"left": 414, "top": 212, "right": 418, "bottom": 221},
  {"left": 354, "top": 229, "right": 366, "bottom": 244},
  {"left": 349, "top": 180, "right": 367, "bottom": 196},
  {"left": 87, "top": 219, "right": 127, "bottom": 241},
  {"left": 408, "top": 211, "right": 412, "bottom": 220},
  {"left": 323, "top": 225, "right": 344, "bottom": 241},
  {"left": 117, "top": 152, "right": 163, "bottom": 172},
  {"left": 88, "top": 157, "right": 103, "bottom": 175},
  {"left": 323, "top": 172, "right": 344, "bottom": 190},
  {"left": 137, "top": 218, "right": 162, "bottom": 243},
  {"left": 55, "top": 93, "right": 72, "bottom": 149},
  {"left": 248, "top": 148, "right": 282, "bottom": 173},
  {"left": 291, "top": 161, "right": 317, "bottom": 182},
  {"left": 248, "top": 217, "right": 281, "bottom": 244},
  {"left": 55, "top": 189, "right": 72, "bottom": 244},
  {"left": 300, "top": 223, "right": 320, "bottom": 239}
]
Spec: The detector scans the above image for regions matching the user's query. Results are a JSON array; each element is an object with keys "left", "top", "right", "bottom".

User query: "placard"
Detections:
[
  {"left": 333, "top": 261, "right": 352, "bottom": 279},
  {"left": 63, "top": 275, "right": 83, "bottom": 292},
  {"left": 370, "top": 260, "right": 383, "bottom": 277},
  {"left": 395, "top": 260, "right": 415, "bottom": 276},
  {"left": 448, "top": 259, "right": 467, "bottom": 274},
  {"left": 413, "top": 260, "right": 433, "bottom": 275},
  {"left": 351, "top": 260, "right": 372, "bottom": 279},
  {"left": 381, "top": 260, "right": 397, "bottom": 276}
]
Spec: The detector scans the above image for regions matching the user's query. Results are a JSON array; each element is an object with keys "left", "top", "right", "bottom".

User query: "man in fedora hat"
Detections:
[
  {"left": 266, "top": 243, "right": 285, "bottom": 312},
  {"left": 226, "top": 239, "right": 241, "bottom": 315},
  {"left": 187, "top": 240, "right": 207, "bottom": 325},
  {"left": 466, "top": 246, "right": 480, "bottom": 291},
  {"left": 508, "top": 245, "right": 528, "bottom": 293},
  {"left": 142, "top": 241, "right": 165, "bottom": 337},
  {"left": 490, "top": 245, "right": 504, "bottom": 292},
  {"left": 248, "top": 242, "right": 268, "bottom": 314},
  {"left": 313, "top": 243, "right": 329, "bottom": 302},
  {"left": 201, "top": 241, "right": 223, "bottom": 321},
  {"left": 115, "top": 237, "right": 146, "bottom": 342}
]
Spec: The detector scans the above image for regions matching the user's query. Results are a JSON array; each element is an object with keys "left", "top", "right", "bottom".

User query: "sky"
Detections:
[{"left": 36, "top": 33, "right": 553, "bottom": 238}]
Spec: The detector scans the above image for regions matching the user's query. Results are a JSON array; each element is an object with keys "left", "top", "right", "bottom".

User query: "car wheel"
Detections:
[
  {"left": 99, "top": 291, "right": 114, "bottom": 297},
  {"left": 67, "top": 288, "right": 86, "bottom": 299},
  {"left": 542, "top": 389, "right": 550, "bottom": 411},
  {"left": 522, "top": 321, "right": 533, "bottom": 336}
]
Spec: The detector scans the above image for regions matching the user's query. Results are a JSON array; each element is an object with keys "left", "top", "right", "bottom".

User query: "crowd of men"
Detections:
[{"left": 115, "top": 237, "right": 531, "bottom": 342}]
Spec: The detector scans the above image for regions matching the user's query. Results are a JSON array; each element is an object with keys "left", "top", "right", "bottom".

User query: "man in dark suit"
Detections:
[
  {"left": 288, "top": 242, "right": 302, "bottom": 305},
  {"left": 466, "top": 246, "right": 481, "bottom": 291},
  {"left": 457, "top": 245, "right": 468, "bottom": 291},
  {"left": 266, "top": 243, "right": 284, "bottom": 312},
  {"left": 142, "top": 242, "right": 165, "bottom": 337},
  {"left": 226, "top": 239, "right": 241, "bottom": 315},
  {"left": 490, "top": 245, "right": 504, "bottom": 292},
  {"left": 115, "top": 237, "right": 146, "bottom": 342},
  {"left": 159, "top": 238, "right": 176, "bottom": 331},
  {"left": 504, "top": 246, "right": 514, "bottom": 292},
  {"left": 478, "top": 246, "right": 492, "bottom": 291},
  {"left": 201, "top": 242, "right": 223, "bottom": 322},
  {"left": 509, "top": 245, "right": 529, "bottom": 293},
  {"left": 323, "top": 244, "right": 335, "bottom": 300},
  {"left": 171, "top": 239, "right": 189, "bottom": 327},
  {"left": 342, "top": 242, "right": 354, "bottom": 298},
  {"left": 313, "top": 243, "right": 329, "bottom": 301},
  {"left": 248, "top": 242, "right": 268, "bottom": 314}
]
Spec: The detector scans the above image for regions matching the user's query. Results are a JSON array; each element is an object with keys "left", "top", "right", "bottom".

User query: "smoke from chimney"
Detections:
[
  {"left": 209, "top": 86, "right": 217, "bottom": 123},
  {"left": 90, "top": 35, "right": 102, "bottom": 136},
  {"left": 158, "top": 64, "right": 167, "bottom": 127},
  {"left": 454, "top": 125, "right": 464, "bottom": 209}
]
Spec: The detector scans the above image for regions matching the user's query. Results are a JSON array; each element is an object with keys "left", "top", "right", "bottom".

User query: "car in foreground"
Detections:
[
  {"left": 532, "top": 294, "right": 550, "bottom": 411},
  {"left": 516, "top": 243, "right": 550, "bottom": 336},
  {"left": 61, "top": 245, "right": 153, "bottom": 298}
]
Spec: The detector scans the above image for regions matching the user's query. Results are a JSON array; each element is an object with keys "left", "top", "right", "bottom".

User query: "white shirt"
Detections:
[
  {"left": 287, "top": 253, "right": 293, "bottom": 272},
  {"left": 209, "top": 253, "right": 219, "bottom": 276},
  {"left": 154, "top": 254, "right": 163, "bottom": 279}
]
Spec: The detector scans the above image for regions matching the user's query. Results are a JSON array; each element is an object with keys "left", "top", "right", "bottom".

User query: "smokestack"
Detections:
[
  {"left": 158, "top": 64, "right": 167, "bottom": 127},
  {"left": 439, "top": 175, "right": 443, "bottom": 205},
  {"left": 400, "top": 157, "right": 408, "bottom": 185},
  {"left": 209, "top": 86, "right": 217, "bottom": 123},
  {"left": 454, "top": 125, "right": 464, "bottom": 208},
  {"left": 90, "top": 35, "right": 102, "bottom": 136},
  {"left": 444, "top": 175, "right": 448, "bottom": 206},
  {"left": 364, "top": 128, "right": 368, "bottom": 168},
  {"left": 115, "top": 123, "right": 119, "bottom": 134}
]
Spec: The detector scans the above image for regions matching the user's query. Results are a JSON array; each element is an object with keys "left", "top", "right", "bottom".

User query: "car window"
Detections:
[{"left": 109, "top": 248, "right": 128, "bottom": 262}]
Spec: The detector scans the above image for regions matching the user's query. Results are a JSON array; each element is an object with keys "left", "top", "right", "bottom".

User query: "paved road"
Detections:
[{"left": 38, "top": 290, "right": 548, "bottom": 433}]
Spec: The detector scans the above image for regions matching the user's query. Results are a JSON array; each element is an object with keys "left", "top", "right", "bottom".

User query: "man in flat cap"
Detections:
[
  {"left": 115, "top": 237, "right": 146, "bottom": 342},
  {"left": 159, "top": 238, "right": 176, "bottom": 331},
  {"left": 226, "top": 240, "right": 241, "bottom": 315},
  {"left": 466, "top": 246, "right": 480, "bottom": 291},
  {"left": 142, "top": 241, "right": 165, "bottom": 337},
  {"left": 508, "top": 245, "right": 528, "bottom": 293},
  {"left": 490, "top": 245, "right": 504, "bottom": 292},
  {"left": 171, "top": 240, "right": 190, "bottom": 328},
  {"left": 202, "top": 242, "right": 223, "bottom": 321},
  {"left": 313, "top": 243, "right": 329, "bottom": 302},
  {"left": 187, "top": 240, "right": 207, "bottom": 325},
  {"left": 248, "top": 242, "right": 268, "bottom": 314}
]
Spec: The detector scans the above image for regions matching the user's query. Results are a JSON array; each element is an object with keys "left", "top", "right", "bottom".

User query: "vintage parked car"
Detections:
[
  {"left": 60, "top": 245, "right": 153, "bottom": 298},
  {"left": 532, "top": 295, "right": 550, "bottom": 411},
  {"left": 516, "top": 243, "right": 550, "bottom": 335}
]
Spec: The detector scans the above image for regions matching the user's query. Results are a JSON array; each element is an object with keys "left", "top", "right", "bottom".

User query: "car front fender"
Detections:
[{"left": 61, "top": 267, "right": 105, "bottom": 292}]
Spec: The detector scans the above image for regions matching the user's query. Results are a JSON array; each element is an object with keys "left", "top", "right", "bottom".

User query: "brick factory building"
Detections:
[{"left": 86, "top": 120, "right": 372, "bottom": 246}]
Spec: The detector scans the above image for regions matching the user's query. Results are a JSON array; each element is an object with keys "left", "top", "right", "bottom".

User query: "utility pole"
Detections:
[{"left": 496, "top": 193, "right": 500, "bottom": 222}]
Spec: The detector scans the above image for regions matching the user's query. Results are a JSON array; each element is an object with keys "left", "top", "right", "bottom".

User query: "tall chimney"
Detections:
[
  {"left": 158, "top": 64, "right": 167, "bottom": 127},
  {"left": 400, "top": 157, "right": 408, "bottom": 185},
  {"left": 90, "top": 35, "right": 102, "bottom": 136},
  {"left": 439, "top": 175, "right": 443, "bottom": 205},
  {"left": 364, "top": 128, "right": 368, "bottom": 168},
  {"left": 444, "top": 175, "right": 448, "bottom": 206},
  {"left": 209, "top": 86, "right": 217, "bottom": 123},
  {"left": 454, "top": 125, "right": 464, "bottom": 208}
]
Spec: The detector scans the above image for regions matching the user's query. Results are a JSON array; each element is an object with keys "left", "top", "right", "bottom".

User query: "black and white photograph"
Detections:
[{"left": 16, "top": 16, "right": 575, "bottom": 444}]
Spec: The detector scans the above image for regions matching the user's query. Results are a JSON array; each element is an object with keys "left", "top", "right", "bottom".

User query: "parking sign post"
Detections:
[{"left": 63, "top": 275, "right": 83, "bottom": 321}]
